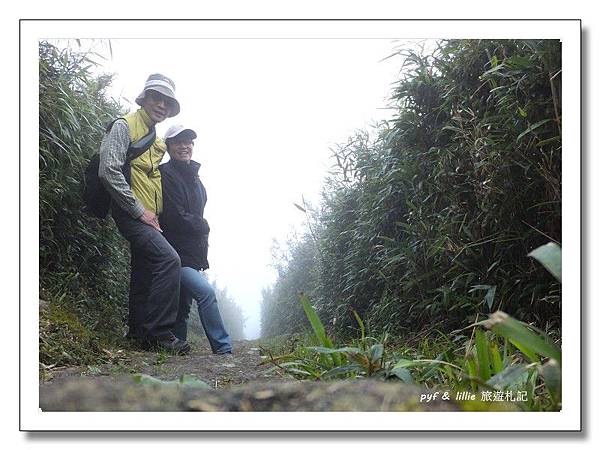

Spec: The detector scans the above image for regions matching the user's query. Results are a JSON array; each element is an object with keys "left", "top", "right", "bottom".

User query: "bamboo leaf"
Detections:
[
  {"left": 299, "top": 294, "right": 330, "bottom": 348},
  {"left": 486, "top": 364, "right": 531, "bottom": 389},
  {"left": 517, "top": 119, "right": 553, "bottom": 142},
  {"left": 540, "top": 359, "right": 561, "bottom": 406},
  {"left": 299, "top": 294, "right": 340, "bottom": 366},
  {"left": 352, "top": 309, "right": 366, "bottom": 343},
  {"left": 528, "top": 243, "right": 561, "bottom": 282},
  {"left": 475, "top": 329, "right": 492, "bottom": 381},
  {"left": 484, "top": 311, "right": 561, "bottom": 363},
  {"left": 484, "top": 286, "right": 497, "bottom": 310},
  {"left": 293, "top": 202, "right": 307, "bottom": 213},
  {"left": 489, "top": 341, "right": 504, "bottom": 374},
  {"left": 304, "top": 346, "right": 361, "bottom": 354}
]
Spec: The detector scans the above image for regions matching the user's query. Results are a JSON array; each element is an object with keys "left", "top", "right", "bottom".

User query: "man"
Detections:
[
  {"left": 98, "top": 74, "right": 189, "bottom": 354},
  {"left": 159, "top": 124, "right": 233, "bottom": 355}
]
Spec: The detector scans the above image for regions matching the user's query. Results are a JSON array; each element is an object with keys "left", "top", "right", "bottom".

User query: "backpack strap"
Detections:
[
  {"left": 126, "top": 127, "right": 156, "bottom": 162},
  {"left": 105, "top": 118, "right": 156, "bottom": 162}
]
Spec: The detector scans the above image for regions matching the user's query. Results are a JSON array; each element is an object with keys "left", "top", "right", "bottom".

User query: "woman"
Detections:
[{"left": 159, "top": 124, "right": 233, "bottom": 355}]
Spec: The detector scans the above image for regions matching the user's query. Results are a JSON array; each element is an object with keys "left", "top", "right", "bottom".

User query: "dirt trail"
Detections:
[
  {"left": 41, "top": 338, "right": 279, "bottom": 390},
  {"left": 39, "top": 337, "right": 461, "bottom": 412}
]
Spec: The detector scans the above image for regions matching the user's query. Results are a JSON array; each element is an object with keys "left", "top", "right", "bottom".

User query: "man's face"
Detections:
[
  {"left": 141, "top": 90, "right": 175, "bottom": 123},
  {"left": 168, "top": 135, "right": 194, "bottom": 163}
]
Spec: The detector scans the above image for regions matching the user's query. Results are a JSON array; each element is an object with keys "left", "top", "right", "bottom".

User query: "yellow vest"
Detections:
[{"left": 124, "top": 109, "right": 166, "bottom": 215}]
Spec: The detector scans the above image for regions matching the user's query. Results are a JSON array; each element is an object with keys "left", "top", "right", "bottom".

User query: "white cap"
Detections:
[{"left": 164, "top": 124, "right": 197, "bottom": 141}]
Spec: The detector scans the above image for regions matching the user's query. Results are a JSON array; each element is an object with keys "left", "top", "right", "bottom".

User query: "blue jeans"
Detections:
[{"left": 173, "top": 267, "right": 233, "bottom": 354}]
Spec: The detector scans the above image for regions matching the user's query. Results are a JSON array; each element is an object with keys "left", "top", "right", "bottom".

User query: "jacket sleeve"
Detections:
[
  {"left": 160, "top": 169, "right": 207, "bottom": 234},
  {"left": 98, "top": 120, "right": 145, "bottom": 218}
]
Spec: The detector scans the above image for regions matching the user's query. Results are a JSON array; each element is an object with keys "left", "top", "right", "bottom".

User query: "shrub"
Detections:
[
  {"left": 262, "top": 39, "right": 561, "bottom": 339},
  {"left": 39, "top": 41, "right": 130, "bottom": 365}
]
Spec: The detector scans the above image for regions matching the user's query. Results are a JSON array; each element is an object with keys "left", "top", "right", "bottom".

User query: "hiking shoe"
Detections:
[{"left": 148, "top": 333, "right": 191, "bottom": 355}]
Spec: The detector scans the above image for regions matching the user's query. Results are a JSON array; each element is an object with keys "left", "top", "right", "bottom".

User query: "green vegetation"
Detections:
[
  {"left": 261, "top": 39, "right": 561, "bottom": 338},
  {"left": 39, "top": 41, "right": 129, "bottom": 366},
  {"left": 133, "top": 373, "right": 211, "bottom": 389},
  {"left": 39, "top": 38, "right": 563, "bottom": 413},
  {"left": 262, "top": 243, "right": 561, "bottom": 410},
  {"left": 260, "top": 39, "right": 561, "bottom": 411}
]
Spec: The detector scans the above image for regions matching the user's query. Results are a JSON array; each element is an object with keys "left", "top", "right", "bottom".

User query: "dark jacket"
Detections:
[{"left": 159, "top": 159, "right": 210, "bottom": 270}]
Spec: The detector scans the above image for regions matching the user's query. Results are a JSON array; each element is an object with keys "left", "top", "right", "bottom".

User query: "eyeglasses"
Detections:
[
  {"left": 171, "top": 139, "right": 194, "bottom": 147},
  {"left": 145, "top": 90, "right": 176, "bottom": 110}
]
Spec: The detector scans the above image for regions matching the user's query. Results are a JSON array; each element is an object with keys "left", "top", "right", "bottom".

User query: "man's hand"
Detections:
[{"left": 139, "top": 209, "right": 162, "bottom": 232}]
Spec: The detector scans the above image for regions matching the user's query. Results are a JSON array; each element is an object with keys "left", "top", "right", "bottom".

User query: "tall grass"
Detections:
[
  {"left": 263, "top": 244, "right": 561, "bottom": 411},
  {"left": 39, "top": 41, "right": 130, "bottom": 365},
  {"left": 261, "top": 39, "right": 561, "bottom": 340}
]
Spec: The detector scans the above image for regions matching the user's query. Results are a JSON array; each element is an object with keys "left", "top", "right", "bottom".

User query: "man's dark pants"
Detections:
[{"left": 111, "top": 205, "right": 181, "bottom": 341}]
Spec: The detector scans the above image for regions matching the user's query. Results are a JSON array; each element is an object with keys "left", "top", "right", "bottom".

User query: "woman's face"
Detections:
[{"left": 168, "top": 137, "right": 194, "bottom": 163}]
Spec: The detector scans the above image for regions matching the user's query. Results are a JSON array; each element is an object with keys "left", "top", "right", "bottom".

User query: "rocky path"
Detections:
[
  {"left": 39, "top": 337, "right": 460, "bottom": 412},
  {"left": 41, "top": 337, "right": 280, "bottom": 389}
]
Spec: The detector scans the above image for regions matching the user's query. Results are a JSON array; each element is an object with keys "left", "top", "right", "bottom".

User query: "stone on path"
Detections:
[{"left": 40, "top": 376, "right": 459, "bottom": 412}]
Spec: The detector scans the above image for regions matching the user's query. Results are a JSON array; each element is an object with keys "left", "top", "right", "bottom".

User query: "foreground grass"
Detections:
[
  {"left": 260, "top": 322, "right": 561, "bottom": 412},
  {"left": 260, "top": 278, "right": 561, "bottom": 413}
]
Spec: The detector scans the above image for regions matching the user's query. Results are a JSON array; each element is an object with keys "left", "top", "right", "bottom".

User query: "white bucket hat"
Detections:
[
  {"left": 164, "top": 124, "right": 198, "bottom": 142},
  {"left": 135, "top": 73, "right": 181, "bottom": 117}
]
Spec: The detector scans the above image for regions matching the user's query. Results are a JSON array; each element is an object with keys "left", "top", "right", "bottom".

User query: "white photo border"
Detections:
[{"left": 21, "top": 19, "right": 581, "bottom": 432}]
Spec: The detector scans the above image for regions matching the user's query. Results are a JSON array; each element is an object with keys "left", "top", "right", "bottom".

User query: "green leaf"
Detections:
[
  {"left": 535, "top": 135, "right": 560, "bottom": 147},
  {"left": 133, "top": 373, "right": 211, "bottom": 389},
  {"left": 299, "top": 294, "right": 330, "bottom": 347},
  {"left": 389, "top": 367, "right": 414, "bottom": 384},
  {"left": 486, "top": 364, "right": 531, "bottom": 389},
  {"left": 293, "top": 202, "right": 307, "bottom": 213},
  {"left": 475, "top": 329, "right": 492, "bottom": 381},
  {"left": 484, "top": 286, "right": 497, "bottom": 310},
  {"left": 178, "top": 374, "right": 211, "bottom": 389},
  {"left": 392, "top": 358, "right": 463, "bottom": 372},
  {"left": 133, "top": 373, "right": 165, "bottom": 385},
  {"left": 469, "top": 285, "right": 496, "bottom": 309},
  {"left": 368, "top": 344, "right": 384, "bottom": 362},
  {"left": 352, "top": 309, "right": 366, "bottom": 343},
  {"left": 280, "top": 367, "right": 315, "bottom": 377},
  {"left": 391, "top": 358, "right": 414, "bottom": 369},
  {"left": 484, "top": 311, "right": 561, "bottom": 364},
  {"left": 528, "top": 242, "right": 561, "bottom": 282},
  {"left": 465, "top": 356, "right": 478, "bottom": 391},
  {"left": 489, "top": 341, "right": 504, "bottom": 374},
  {"left": 277, "top": 361, "right": 323, "bottom": 378},
  {"left": 540, "top": 359, "right": 561, "bottom": 406},
  {"left": 481, "top": 63, "right": 506, "bottom": 77},
  {"left": 299, "top": 294, "right": 340, "bottom": 366},
  {"left": 517, "top": 106, "right": 528, "bottom": 118},
  {"left": 322, "top": 364, "right": 363, "bottom": 379},
  {"left": 516, "top": 119, "right": 553, "bottom": 142},
  {"left": 304, "top": 346, "right": 361, "bottom": 354}
]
